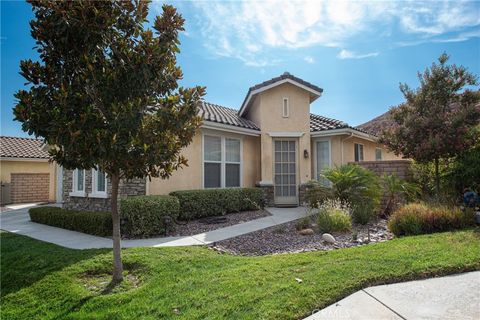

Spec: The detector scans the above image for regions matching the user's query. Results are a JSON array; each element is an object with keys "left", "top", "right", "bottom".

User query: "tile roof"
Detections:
[
  {"left": 309, "top": 114, "right": 348, "bottom": 131},
  {"left": 0, "top": 136, "right": 50, "bottom": 159},
  {"left": 199, "top": 101, "right": 260, "bottom": 130}
]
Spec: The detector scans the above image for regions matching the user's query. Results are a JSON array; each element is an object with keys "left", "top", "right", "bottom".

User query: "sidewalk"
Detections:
[
  {"left": 0, "top": 205, "right": 309, "bottom": 249},
  {"left": 305, "top": 271, "right": 480, "bottom": 320}
]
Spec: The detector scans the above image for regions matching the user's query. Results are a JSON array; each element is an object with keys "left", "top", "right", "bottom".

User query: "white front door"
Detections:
[
  {"left": 273, "top": 140, "right": 298, "bottom": 206},
  {"left": 315, "top": 140, "right": 331, "bottom": 185}
]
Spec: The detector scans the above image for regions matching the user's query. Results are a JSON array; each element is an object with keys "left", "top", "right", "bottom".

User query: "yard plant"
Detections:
[
  {"left": 13, "top": 1, "right": 204, "bottom": 283},
  {"left": 316, "top": 199, "right": 352, "bottom": 233},
  {"left": 388, "top": 202, "right": 476, "bottom": 236},
  {"left": 1, "top": 230, "right": 479, "bottom": 319}
]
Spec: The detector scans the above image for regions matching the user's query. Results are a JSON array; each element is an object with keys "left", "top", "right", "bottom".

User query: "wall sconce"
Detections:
[{"left": 304, "top": 149, "right": 309, "bottom": 159}]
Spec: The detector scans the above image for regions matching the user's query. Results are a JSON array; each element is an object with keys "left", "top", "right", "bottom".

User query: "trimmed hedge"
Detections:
[
  {"left": 170, "top": 188, "right": 264, "bottom": 220},
  {"left": 388, "top": 202, "right": 476, "bottom": 236},
  {"left": 120, "top": 195, "right": 180, "bottom": 237},
  {"left": 29, "top": 206, "right": 112, "bottom": 236}
]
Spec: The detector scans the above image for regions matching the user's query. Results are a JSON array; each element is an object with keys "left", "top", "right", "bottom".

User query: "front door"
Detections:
[{"left": 274, "top": 140, "right": 298, "bottom": 206}]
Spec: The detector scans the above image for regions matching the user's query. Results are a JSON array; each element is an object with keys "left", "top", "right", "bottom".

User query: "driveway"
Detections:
[{"left": 305, "top": 271, "right": 480, "bottom": 320}]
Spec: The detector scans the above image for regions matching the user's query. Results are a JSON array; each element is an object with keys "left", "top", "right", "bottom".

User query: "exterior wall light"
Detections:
[{"left": 304, "top": 149, "right": 309, "bottom": 159}]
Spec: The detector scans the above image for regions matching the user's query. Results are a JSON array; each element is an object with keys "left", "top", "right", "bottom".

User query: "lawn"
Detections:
[{"left": 1, "top": 230, "right": 479, "bottom": 320}]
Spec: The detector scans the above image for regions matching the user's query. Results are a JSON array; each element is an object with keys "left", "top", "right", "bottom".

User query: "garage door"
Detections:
[{"left": 11, "top": 173, "right": 49, "bottom": 203}]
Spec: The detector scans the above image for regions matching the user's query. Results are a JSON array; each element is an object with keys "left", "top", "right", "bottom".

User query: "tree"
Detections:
[
  {"left": 380, "top": 53, "right": 480, "bottom": 198},
  {"left": 13, "top": 0, "right": 205, "bottom": 283}
]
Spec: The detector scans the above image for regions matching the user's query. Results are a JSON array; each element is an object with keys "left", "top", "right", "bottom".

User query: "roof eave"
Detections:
[
  {"left": 310, "top": 127, "right": 377, "bottom": 142},
  {"left": 238, "top": 78, "right": 323, "bottom": 117}
]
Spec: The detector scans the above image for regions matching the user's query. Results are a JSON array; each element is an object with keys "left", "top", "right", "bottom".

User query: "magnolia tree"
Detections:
[
  {"left": 380, "top": 53, "right": 479, "bottom": 197},
  {"left": 14, "top": 0, "right": 204, "bottom": 283}
]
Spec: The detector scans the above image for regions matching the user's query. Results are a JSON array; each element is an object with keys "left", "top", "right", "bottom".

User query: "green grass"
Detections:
[{"left": 1, "top": 229, "right": 479, "bottom": 320}]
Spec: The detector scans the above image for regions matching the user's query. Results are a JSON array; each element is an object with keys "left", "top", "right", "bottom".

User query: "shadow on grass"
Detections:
[{"left": 0, "top": 232, "right": 109, "bottom": 297}]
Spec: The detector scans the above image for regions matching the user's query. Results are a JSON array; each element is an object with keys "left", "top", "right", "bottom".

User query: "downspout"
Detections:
[{"left": 341, "top": 133, "right": 354, "bottom": 165}]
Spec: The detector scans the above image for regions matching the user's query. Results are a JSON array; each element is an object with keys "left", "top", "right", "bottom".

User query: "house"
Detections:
[
  {"left": 61, "top": 72, "right": 402, "bottom": 210},
  {"left": 0, "top": 136, "right": 59, "bottom": 205}
]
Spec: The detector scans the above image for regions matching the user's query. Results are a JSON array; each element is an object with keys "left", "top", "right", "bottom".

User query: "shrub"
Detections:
[
  {"left": 295, "top": 216, "right": 311, "bottom": 231},
  {"left": 316, "top": 199, "right": 352, "bottom": 233},
  {"left": 29, "top": 206, "right": 112, "bottom": 236},
  {"left": 120, "top": 195, "right": 180, "bottom": 237},
  {"left": 388, "top": 202, "right": 476, "bottom": 236},
  {"left": 170, "top": 188, "right": 264, "bottom": 220},
  {"left": 351, "top": 203, "right": 376, "bottom": 225},
  {"left": 321, "top": 164, "right": 382, "bottom": 224},
  {"left": 382, "top": 174, "right": 420, "bottom": 217},
  {"left": 304, "top": 180, "right": 333, "bottom": 208}
]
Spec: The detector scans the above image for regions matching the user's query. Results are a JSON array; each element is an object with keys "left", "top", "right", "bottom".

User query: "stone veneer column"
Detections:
[{"left": 63, "top": 169, "right": 146, "bottom": 212}]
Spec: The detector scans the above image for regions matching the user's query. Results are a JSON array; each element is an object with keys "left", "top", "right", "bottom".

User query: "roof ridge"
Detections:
[
  {"left": 203, "top": 101, "right": 239, "bottom": 112},
  {"left": 0, "top": 135, "right": 43, "bottom": 141}
]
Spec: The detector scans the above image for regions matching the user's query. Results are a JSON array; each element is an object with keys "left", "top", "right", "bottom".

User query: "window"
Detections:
[
  {"left": 315, "top": 140, "right": 331, "bottom": 186},
  {"left": 91, "top": 168, "right": 107, "bottom": 197},
  {"left": 203, "top": 135, "right": 241, "bottom": 188},
  {"left": 70, "top": 169, "right": 86, "bottom": 196},
  {"left": 375, "top": 148, "right": 382, "bottom": 161},
  {"left": 282, "top": 98, "right": 289, "bottom": 118},
  {"left": 354, "top": 143, "right": 364, "bottom": 162}
]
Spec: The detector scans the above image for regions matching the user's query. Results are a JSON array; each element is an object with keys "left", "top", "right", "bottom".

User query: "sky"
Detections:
[{"left": 1, "top": 0, "right": 479, "bottom": 138}]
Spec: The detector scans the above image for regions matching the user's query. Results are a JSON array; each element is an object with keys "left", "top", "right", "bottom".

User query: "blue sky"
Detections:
[{"left": 2, "top": 0, "right": 479, "bottom": 138}]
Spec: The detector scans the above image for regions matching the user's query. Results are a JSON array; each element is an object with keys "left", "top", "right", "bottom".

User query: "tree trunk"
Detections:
[
  {"left": 111, "top": 173, "right": 123, "bottom": 283},
  {"left": 434, "top": 157, "right": 440, "bottom": 200}
]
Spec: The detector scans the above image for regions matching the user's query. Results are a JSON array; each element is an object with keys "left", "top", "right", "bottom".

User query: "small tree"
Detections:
[
  {"left": 13, "top": 1, "right": 205, "bottom": 283},
  {"left": 380, "top": 53, "right": 480, "bottom": 198}
]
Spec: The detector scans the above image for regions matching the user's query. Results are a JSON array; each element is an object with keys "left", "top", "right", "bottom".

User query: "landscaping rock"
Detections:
[
  {"left": 322, "top": 233, "right": 336, "bottom": 243},
  {"left": 299, "top": 228, "right": 314, "bottom": 236}
]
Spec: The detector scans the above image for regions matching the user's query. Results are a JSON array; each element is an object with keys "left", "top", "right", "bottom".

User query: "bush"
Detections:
[
  {"left": 120, "top": 195, "right": 180, "bottom": 237},
  {"left": 170, "top": 188, "right": 264, "bottom": 220},
  {"left": 388, "top": 203, "right": 476, "bottom": 236},
  {"left": 304, "top": 180, "right": 333, "bottom": 208},
  {"left": 310, "top": 164, "right": 382, "bottom": 224},
  {"left": 29, "top": 206, "right": 112, "bottom": 236},
  {"left": 316, "top": 199, "right": 352, "bottom": 233}
]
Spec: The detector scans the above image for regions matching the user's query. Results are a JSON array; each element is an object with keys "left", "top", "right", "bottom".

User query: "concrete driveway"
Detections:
[{"left": 305, "top": 271, "right": 480, "bottom": 320}]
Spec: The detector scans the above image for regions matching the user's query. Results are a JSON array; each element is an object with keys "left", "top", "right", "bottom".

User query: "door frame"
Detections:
[{"left": 272, "top": 138, "right": 299, "bottom": 207}]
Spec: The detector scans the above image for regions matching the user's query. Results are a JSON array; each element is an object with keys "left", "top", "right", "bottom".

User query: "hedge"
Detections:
[
  {"left": 120, "top": 195, "right": 179, "bottom": 237},
  {"left": 388, "top": 202, "right": 476, "bottom": 236},
  {"left": 170, "top": 187, "right": 264, "bottom": 220},
  {"left": 29, "top": 206, "right": 112, "bottom": 236}
]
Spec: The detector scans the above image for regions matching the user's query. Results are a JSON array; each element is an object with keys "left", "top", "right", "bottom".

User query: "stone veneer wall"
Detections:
[
  {"left": 256, "top": 183, "right": 274, "bottom": 207},
  {"left": 63, "top": 169, "right": 146, "bottom": 212}
]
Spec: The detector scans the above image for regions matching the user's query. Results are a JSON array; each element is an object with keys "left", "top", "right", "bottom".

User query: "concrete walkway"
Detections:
[
  {"left": 0, "top": 205, "right": 309, "bottom": 249},
  {"left": 305, "top": 271, "right": 480, "bottom": 320}
]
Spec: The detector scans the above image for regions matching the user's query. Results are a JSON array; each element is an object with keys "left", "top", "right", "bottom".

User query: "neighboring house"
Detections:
[
  {"left": 0, "top": 136, "right": 59, "bottom": 204},
  {"left": 63, "top": 72, "right": 403, "bottom": 210}
]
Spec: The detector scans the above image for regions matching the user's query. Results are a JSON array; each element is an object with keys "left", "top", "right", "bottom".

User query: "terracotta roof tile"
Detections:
[
  {"left": 199, "top": 101, "right": 260, "bottom": 130},
  {"left": 0, "top": 136, "right": 50, "bottom": 159}
]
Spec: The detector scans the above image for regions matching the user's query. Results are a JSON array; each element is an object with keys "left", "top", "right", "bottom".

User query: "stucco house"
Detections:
[
  {"left": 0, "top": 136, "right": 59, "bottom": 205},
  {"left": 62, "top": 72, "right": 402, "bottom": 210}
]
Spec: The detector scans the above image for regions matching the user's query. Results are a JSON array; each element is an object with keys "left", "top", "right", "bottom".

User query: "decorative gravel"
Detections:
[
  {"left": 212, "top": 218, "right": 393, "bottom": 256},
  {"left": 167, "top": 210, "right": 272, "bottom": 237}
]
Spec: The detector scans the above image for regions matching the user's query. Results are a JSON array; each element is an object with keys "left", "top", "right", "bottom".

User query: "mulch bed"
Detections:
[
  {"left": 211, "top": 218, "right": 393, "bottom": 256},
  {"left": 167, "top": 210, "right": 271, "bottom": 237}
]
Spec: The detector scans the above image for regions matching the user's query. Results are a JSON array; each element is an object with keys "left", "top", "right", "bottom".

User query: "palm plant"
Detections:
[
  {"left": 382, "top": 174, "right": 420, "bottom": 217},
  {"left": 322, "top": 164, "right": 382, "bottom": 224}
]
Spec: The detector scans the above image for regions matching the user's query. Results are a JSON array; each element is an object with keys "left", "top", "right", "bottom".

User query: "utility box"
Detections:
[{"left": 1, "top": 182, "right": 12, "bottom": 205}]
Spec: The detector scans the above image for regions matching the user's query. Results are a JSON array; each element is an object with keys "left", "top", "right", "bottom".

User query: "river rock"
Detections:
[
  {"left": 322, "top": 233, "right": 336, "bottom": 243},
  {"left": 299, "top": 228, "right": 314, "bottom": 236}
]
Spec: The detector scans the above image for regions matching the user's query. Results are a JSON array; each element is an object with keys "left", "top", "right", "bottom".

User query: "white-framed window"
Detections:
[
  {"left": 70, "top": 169, "right": 86, "bottom": 197},
  {"left": 282, "top": 97, "right": 289, "bottom": 118},
  {"left": 90, "top": 168, "right": 108, "bottom": 198},
  {"left": 375, "top": 148, "right": 382, "bottom": 161},
  {"left": 315, "top": 139, "right": 331, "bottom": 186},
  {"left": 354, "top": 143, "right": 364, "bottom": 162},
  {"left": 203, "top": 134, "right": 242, "bottom": 188}
]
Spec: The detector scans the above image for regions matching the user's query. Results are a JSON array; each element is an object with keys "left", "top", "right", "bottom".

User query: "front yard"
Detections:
[{"left": 2, "top": 229, "right": 479, "bottom": 320}]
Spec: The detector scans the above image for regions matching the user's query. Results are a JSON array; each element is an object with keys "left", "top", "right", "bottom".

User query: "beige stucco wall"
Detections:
[
  {"left": 147, "top": 128, "right": 261, "bottom": 195},
  {"left": 245, "top": 83, "right": 312, "bottom": 184},
  {"left": 0, "top": 159, "right": 57, "bottom": 201},
  {"left": 310, "top": 135, "right": 403, "bottom": 179}
]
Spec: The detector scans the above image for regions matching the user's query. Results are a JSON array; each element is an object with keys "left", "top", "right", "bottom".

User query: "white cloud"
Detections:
[
  {"left": 157, "top": 0, "right": 480, "bottom": 66},
  {"left": 304, "top": 56, "right": 315, "bottom": 64},
  {"left": 338, "top": 49, "right": 379, "bottom": 60}
]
